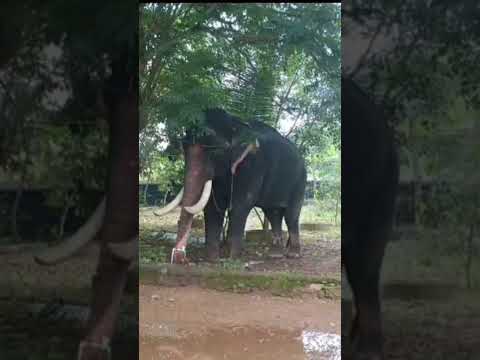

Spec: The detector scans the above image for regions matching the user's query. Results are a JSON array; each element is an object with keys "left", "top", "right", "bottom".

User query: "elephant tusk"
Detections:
[
  {"left": 154, "top": 187, "right": 184, "bottom": 216},
  {"left": 107, "top": 235, "right": 138, "bottom": 262},
  {"left": 34, "top": 197, "right": 106, "bottom": 266},
  {"left": 184, "top": 180, "right": 212, "bottom": 215}
]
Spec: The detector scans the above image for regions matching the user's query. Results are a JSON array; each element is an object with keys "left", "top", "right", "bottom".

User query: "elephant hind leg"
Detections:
[
  {"left": 284, "top": 205, "right": 301, "bottom": 257},
  {"left": 285, "top": 179, "right": 305, "bottom": 258},
  {"left": 263, "top": 208, "right": 285, "bottom": 258}
]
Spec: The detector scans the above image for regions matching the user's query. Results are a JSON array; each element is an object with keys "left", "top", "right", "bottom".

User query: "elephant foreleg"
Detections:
[
  {"left": 226, "top": 208, "right": 250, "bottom": 258},
  {"left": 204, "top": 199, "right": 225, "bottom": 261},
  {"left": 77, "top": 245, "right": 132, "bottom": 360}
]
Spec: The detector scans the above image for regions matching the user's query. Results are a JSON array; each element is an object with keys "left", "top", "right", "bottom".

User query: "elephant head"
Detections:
[{"left": 156, "top": 108, "right": 260, "bottom": 263}]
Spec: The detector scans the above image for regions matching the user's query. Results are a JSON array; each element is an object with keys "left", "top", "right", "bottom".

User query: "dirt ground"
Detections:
[
  {"left": 139, "top": 206, "right": 341, "bottom": 359},
  {"left": 341, "top": 229, "right": 480, "bottom": 360},
  {"left": 0, "top": 244, "right": 138, "bottom": 359},
  {"left": 139, "top": 207, "right": 340, "bottom": 277},
  {"left": 342, "top": 290, "right": 480, "bottom": 359},
  {"left": 140, "top": 284, "right": 340, "bottom": 360}
]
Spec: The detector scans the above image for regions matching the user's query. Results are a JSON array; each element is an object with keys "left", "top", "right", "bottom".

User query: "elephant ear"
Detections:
[{"left": 203, "top": 108, "right": 250, "bottom": 142}]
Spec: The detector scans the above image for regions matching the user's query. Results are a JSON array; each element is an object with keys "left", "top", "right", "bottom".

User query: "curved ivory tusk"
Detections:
[
  {"left": 107, "top": 235, "right": 138, "bottom": 262},
  {"left": 154, "top": 188, "right": 184, "bottom": 216},
  {"left": 35, "top": 197, "right": 106, "bottom": 266},
  {"left": 184, "top": 180, "right": 212, "bottom": 215}
]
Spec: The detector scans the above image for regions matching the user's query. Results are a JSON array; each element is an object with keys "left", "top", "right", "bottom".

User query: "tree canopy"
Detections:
[
  {"left": 139, "top": 3, "right": 341, "bottom": 183},
  {"left": 0, "top": 2, "right": 137, "bottom": 239}
]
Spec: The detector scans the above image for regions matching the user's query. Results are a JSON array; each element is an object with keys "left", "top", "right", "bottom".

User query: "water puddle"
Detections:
[
  {"left": 140, "top": 325, "right": 340, "bottom": 360},
  {"left": 302, "top": 331, "right": 340, "bottom": 360}
]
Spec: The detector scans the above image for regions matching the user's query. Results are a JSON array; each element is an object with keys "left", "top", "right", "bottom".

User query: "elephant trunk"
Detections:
[{"left": 172, "top": 144, "right": 211, "bottom": 261}]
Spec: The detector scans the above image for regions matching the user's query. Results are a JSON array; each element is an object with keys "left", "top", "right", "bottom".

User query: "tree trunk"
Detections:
[
  {"left": 409, "top": 116, "right": 422, "bottom": 228},
  {"left": 334, "top": 191, "right": 340, "bottom": 226},
  {"left": 143, "top": 182, "right": 149, "bottom": 204},
  {"left": 465, "top": 223, "right": 474, "bottom": 289},
  {"left": 163, "top": 190, "right": 169, "bottom": 206},
  {"left": 263, "top": 214, "right": 270, "bottom": 233},
  {"left": 58, "top": 202, "right": 70, "bottom": 240},
  {"left": 253, "top": 207, "right": 264, "bottom": 228},
  {"left": 11, "top": 187, "right": 23, "bottom": 242}
]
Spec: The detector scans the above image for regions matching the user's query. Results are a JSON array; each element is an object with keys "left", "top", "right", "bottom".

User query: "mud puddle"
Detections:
[
  {"left": 139, "top": 285, "right": 340, "bottom": 360},
  {"left": 141, "top": 326, "right": 339, "bottom": 360}
]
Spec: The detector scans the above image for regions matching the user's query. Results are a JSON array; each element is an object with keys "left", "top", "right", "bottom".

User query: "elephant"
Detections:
[
  {"left": 34, "top": 55, "right": 138, "bottom": 360},
  {"left": 342, "top": 77, "right": 399, "bottom": 360},
  {"left": 156, "top": 108, "right": 307, "bottom": 264}
]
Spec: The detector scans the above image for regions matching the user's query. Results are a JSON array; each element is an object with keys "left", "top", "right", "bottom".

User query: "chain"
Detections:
[{"left": 210, "top": 151, "right": 236, "bottom": 245}]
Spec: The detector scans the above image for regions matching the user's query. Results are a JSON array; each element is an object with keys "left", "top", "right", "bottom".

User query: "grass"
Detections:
[
  {"left": 382, "top": 226, "right": 480, "bottom": 288},
  {"left": 139, "top": 201, "right": 341, "bottom": 295},
  {"left": 139, "top": 264, "right": 340, "bottom": 298},
  {"left": 300, "top": 200, "right": 340, "bottom": 226},
  {"left": 343, "top": 226, "right": 480, "bottom": 303},
  {"left": 139, "top": 241, "right": 168, "bottom": 265},
  {"left": 203, "top": 271, "right": 339, "bottom": 297}
]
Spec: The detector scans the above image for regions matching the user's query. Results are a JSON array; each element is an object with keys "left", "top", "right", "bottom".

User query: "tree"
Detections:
[
  {"left": 139, "top": 3, "right": 341, "bottom": 195},
  {"left": 343, "top": 0, "right": 480, "bottom": 288}
]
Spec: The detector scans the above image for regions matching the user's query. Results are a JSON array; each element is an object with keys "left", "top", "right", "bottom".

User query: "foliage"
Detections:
[
  {"left": 140, "top": 3, "right": 341, "bottom": 197},
  {"left": 140, "top": 155, "right": 184, "bottom": 195},
  {"left": 344, "top": 0, "right": 480, "bottom": 286},
  {"left": 306, "top": 139, "right": 340, "bottom": 223},
  {"left": 0, "top": 2, "right": 136, "bottom": 240}
]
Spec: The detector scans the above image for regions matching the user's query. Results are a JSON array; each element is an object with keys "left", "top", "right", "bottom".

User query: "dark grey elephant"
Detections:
[
  {"left": 157, "top": 108, "right": 307, "bottom": 263},
  {"left": 342, "top": 77, "right": 399, "bottom": 360}
]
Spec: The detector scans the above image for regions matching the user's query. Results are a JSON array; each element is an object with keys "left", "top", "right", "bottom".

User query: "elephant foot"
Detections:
[
  {"left": 350, "top": 350, "right": 383, "bottom": 360},
  {"left": 78, "top": 338, "right": 111, "bottom": 360},
  {"left": 219, "top": 241, "right": 231, "bottom": 257},
  {"left": 230, "top": 246, "right": 243, "bottom": 259},
  {"left": 267, "top": 245, "right": 285, "bottom": 259},
  {"left": 206, "top": 246, "right": 220, "bottom": 262},
  {"left": 171, "top": 247, "right": 189, "bottom": 265},
  {"left": 285, "top": 246, "right": 301, "bottom": 259},
  {"left": 350, "top": 331, "right": 383, "bottom": 360}
]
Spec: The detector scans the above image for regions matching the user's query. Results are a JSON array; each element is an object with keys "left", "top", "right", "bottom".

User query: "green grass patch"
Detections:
[
  {"left": 204, "top": 272, "right": 336, "bottom": 296},
  {"left": 301, "top": 201, "right": 340, "bottom": 226},
  {"left": 140, "top": 241, "right": 168, "bottom": 264},
  {"left": 140, "top": 264, "right": 340, "bottom": 298}
]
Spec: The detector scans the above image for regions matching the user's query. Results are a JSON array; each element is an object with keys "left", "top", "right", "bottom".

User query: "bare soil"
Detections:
[
  {"left": 341, "top": 228, "right": 480, "bottom": 360},
  {"left": 140, "top": 284, "right": 340, "bottom": 360},
  {"left": 342, "top": 292, "right": 480, "bottom": 359}
]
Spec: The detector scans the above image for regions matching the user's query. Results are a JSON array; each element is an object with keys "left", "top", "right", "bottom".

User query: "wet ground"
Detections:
[
  {"left": 139, "top": 205, "right": 341, "bottom": 359},
  {"left": 140, "top": 285, "right": 340, "bottom": 360}
]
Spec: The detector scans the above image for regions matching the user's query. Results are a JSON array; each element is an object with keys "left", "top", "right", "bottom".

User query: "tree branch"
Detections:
[
  {"left": 274, "top": 69, "right": 300, "bottom": 128},
  {"left": 284, "top": 111, "right": 304, "bottom": 137},
  {"left": 348, "top": 19, "right": 384, "bottom": 79}
]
